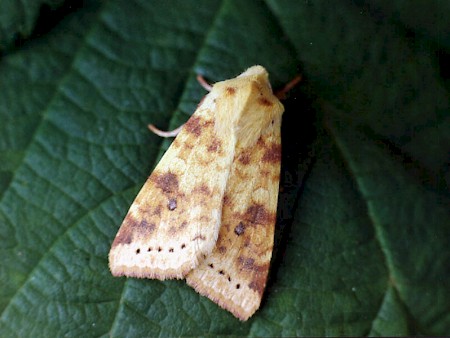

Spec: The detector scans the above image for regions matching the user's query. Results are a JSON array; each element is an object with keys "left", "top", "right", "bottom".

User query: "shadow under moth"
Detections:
[{"left": 109, "top": 65, "right": 297, "bottom": 321}]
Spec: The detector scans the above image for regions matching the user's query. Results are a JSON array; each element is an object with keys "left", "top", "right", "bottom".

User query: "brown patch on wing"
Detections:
[
  {"left": 260, "top": 170, "right": 270, "bottom": 178},
  {"left": 193, "top": 184, "right": 212, "bottom": 196},
  {"left": 225, "top": 87, "right": 236, "bottom": 95},
  {"left": 152, "top": 205, "right": 162, "bottom": 217},
  {"left": 183, "top": 142, "right": 194, "bottom": 150},
  {"left": 262, "top": 144, "right": 281, "bottom": 163},
  {"left": 184, "top": 116, "right": 202, "bottom": 136},
  {"left": 237, "top": 257, "right": 270, "bottom": 295},
  {"left": 184, "top": 115, "right": 214, "bottom": 136},
  {"left": 238, "top": 256, "right": 255, "bottom": 270},
  {"left": 152, "top": 172, "right": 179, "bottom": 194},
  {"left": 258, "top": 97, "right": 273, "bottom": 107},
  {"left": 257, "top": 137, "right": 265, "bottom": 147},
  {"left": 207, "top": 137, "right": 222, "bottom": 152},
  {"left": 169, "top": 221, "right": 187, "bottom": 235},
  {"left": 248, "top": 264, "right": 270, "bottom": 295},
  {"left": 113, "top": 216, "right": 156, "bottom": 245},
  {"left": 179, "top": 221, "right": 187, "bottom": 231},
  {"left": 113, "top": 229, "right": 133, "bottom": 245},
  {"left": 237, "top": 151, "right": 251, "bottom": 165},
  {"left": 244, "top": 203, "right": 275, "bottom": 226},
  {"left": 137, "top": 219, "right": 156, "bottom": 235}
]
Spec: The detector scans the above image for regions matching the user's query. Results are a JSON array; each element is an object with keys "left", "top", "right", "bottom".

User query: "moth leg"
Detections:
[
  {"left": 275, "top": 74, "right": 302, "bottom": 99},
  {"left": 148, "top": 124, "right": 183, "bottom": 137}
]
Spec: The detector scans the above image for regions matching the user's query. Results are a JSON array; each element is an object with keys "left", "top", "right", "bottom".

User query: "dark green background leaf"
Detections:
[
  {"left": 0, "top": 0, "right": 448, "bottom": 336},
  {"left": 0, "top": 0, "right": 68, "bottom": 50}
]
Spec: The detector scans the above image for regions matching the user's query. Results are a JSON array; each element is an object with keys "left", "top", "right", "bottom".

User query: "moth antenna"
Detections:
[
  {"left": 196, "top": 74, "right": 213, "bottom": 92},
  {"left": 148, "top": 124, "right": 184, "bottom": 137},
  {"left": 275, "top": 74, "right": 302, "bottom": 100}
]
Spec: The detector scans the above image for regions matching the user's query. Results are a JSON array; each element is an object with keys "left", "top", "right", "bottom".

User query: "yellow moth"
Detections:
[{"left": 109, "top": 65, "right": 292, "bottom": 321}]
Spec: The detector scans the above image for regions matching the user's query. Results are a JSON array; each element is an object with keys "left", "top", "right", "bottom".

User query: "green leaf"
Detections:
[
  {"left": 1, "top": 0, "right": 448, "bottom": 336},
  {"left": 0, "top": 0, "right": 67, "bottom": 50}
]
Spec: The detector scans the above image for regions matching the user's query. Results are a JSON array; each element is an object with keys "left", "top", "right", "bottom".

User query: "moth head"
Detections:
[
  {"left": 211, "top": 66, "right": 284, "bottom": 148},
  {"left": 238, "top": 65, "right": 272, "bottom": 91}
]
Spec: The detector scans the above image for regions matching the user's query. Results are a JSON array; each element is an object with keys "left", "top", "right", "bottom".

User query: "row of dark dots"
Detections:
[
  {"left": 135, "top": 243, "right": 187, "bottom": 254},
  {"left": 133, "top": 245, "right": 242, "bottom": 289},
  {"left": 208, "top": 263, "right": 241, "bottom": 290}
]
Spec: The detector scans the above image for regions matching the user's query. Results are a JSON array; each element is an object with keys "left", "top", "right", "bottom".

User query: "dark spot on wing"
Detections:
[
  {"left": 234, "top": 222, "right": 245, "bottom": 236},
  {"left": 168, "top": 198, "right": 177, "bottom": 210}
]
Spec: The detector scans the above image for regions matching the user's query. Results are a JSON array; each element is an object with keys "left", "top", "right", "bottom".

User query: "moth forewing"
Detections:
[
  {"left": 109, "top": 92, "right": 236, "bottom": 279},
  {"left": 185, "top": 68, "right": 283, "bottom": 320}
]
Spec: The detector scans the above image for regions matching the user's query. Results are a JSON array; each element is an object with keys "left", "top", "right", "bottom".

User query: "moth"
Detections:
[{"left": 109, "top": 65, "right": 297, "bottom": 321}]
